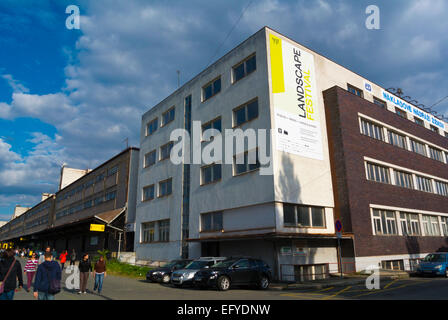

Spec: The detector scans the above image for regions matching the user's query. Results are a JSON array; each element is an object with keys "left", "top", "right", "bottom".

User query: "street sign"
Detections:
[
  {"left": 90, "top": 224, "right": 105, "bottom": 232},
  {"left": 335, "top": 220, "right": 342, "bottom": 232}
]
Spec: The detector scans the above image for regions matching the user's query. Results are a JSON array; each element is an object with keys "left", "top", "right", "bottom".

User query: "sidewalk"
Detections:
[{"left": 270, "top": 270, "right": 411, "bottom": 291}]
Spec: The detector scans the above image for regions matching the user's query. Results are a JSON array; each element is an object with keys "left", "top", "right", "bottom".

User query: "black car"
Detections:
[
  {"left": 193, "top": 257, "right": 272, "bottom": 291},
  {"left": 146, "top": 259, "right": 193, "bottom": 283}
]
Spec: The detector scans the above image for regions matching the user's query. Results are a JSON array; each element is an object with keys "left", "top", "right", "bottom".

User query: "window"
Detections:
[
  {"left": 399, "top": 213, "right": 421, "bottom": 236},
  {"left": 395, "top": 108, "right": 407, "bottom": 119},
  {"left": 422, "top": 215, "right": 440, "bottom": 236},
  {"left": 84, "top": 200, "right": 93, "bottom": 209},
  {"left": 94, "top": 196, "right": 104, "bottom": 206},
  {"left": 441, "top": 217, "right": 448, "bottom": 236},
  {"left": 428, "top": 146, "right": 444, "bottom": 162},
  {"left": 202, "top": 117, "right": 222, "bottom": 135},
  {"left": 410, "top": 139, "right": 427, "bottom": 156},
  {"left": 95, "top": 173, "right": 105, "bottom": 183},
  {"left": 144, "top": 150, "right": 156, "bottom": 167},
  {"left": 414, "top": 118, "right": 424, "bottom": 126},
  {"left": 366, "top": 162, "right": 390, "bottom": 184},
  {"left": 161, "top": 107, "right": 175, "bottom": 126},
  {"left": 146, "top": 118, "right": 158, "bottom": 136},
  {"left": 201, "top": 211, "right": 223, "bottom": 232},
  {"left": 232, "top": 54, "right": 256, "bottom": 83},
  {"left": 233, "top": 149, "right": 260, "bottom": 175},
  {"left": 360, "top": 119, "right": 384, "bottom": 141},
  {"left": 201, "top": 163, "right": 222, "bottom": 185},
  {"left": 381, "top": 260, "right": 404, "bottom": 271},
  {"left": 373, "top": 97, "right": 386, "bottom": 108},
  {"left": 141, "top": 222, "right": 155, "bottom": 243},
  {"left": 347, "top": 84, "right": 363, "bottom": 98},
  {"left": 372, "top": 209, "right": 398, "bottom": 235},
  {"left": 143, "top": 185, "right": 155, "bottom": 201},
  {"left": 158, "top": 178, "right": 172, "bottom": 197},
  {"left": 388, "top": 131, "right": 407, "bottom": 149},
  {"left": 283, "top": 204, "right": 326, "bottom": 228},
  {"left": 202, "top": 77, "right": 221, "bottom": 101},
  {"left": 158, "top": 220, "right": 170, "bottom": 242},
  {"left": 430, "top": 125, "right": 439, "bottom": 133},
  {"left": 105, "top": 191, "right": 116, "bottom": 201},
  {"left": 233, "top": 99, "right": 259, "bottom": 127},
  {"left": 435, "top": 181, "right": 448, "bottom": 197},
  {"left": 160, "top": 142, "right": 174, "bottom": 161},
  {"left": 90, "top": 236, "right": 99, "bottom": 246},
  {"left": 394, "top": 170, "right": 413, "bottom": 189},
  {"left": 107, "top": 166, "right": 118, "bottom": 176},
  {"left": 416, "top": 175, "right": 433, "bottom": 193}
]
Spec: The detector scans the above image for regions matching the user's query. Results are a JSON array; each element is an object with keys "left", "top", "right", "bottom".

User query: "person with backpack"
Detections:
[
  {"left": 33, "top": 252, "right": 61, "bottom": 300},
  {"left": 59, "top": 250, "right": 68, "bottom": 271},
  {"left": 0, "top": 248, "right": 23, "bottom": 300},
  {"left": 23, "top": 252, "right": 39, "bottom": 292},
  {"left": 70, "top": 249, "right": 76, "bottom": 266},
  {"left": 78, "top": 253, "right": 92, "bottom": 294}
]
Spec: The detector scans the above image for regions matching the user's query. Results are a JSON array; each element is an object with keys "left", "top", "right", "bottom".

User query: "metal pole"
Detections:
[
  {"left": 338, "top": 238, "right": 343, "bottom": 278},
  {"left": 117, "top": 232, "right": 122, "bottom": 261}
]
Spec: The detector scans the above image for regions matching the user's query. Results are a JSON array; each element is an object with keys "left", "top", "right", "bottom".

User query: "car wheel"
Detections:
[
  {"left": 258, "top": 276, "right": 269, "bottom": 290},
  {"left": 162, "top": 274, "right": 171, "bottom": 283},
  {"left": 217, "top": 276, "right": 230, "bottom": 291}
]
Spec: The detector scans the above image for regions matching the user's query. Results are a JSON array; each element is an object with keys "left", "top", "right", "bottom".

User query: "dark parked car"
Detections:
[
  {"left": 171, "top": 257, "right": 226, "bottom": 287},
  {"left": 193, "top": 257, "right": 272, "bottom": 291},
  {"left": 146, "top": 259, "right": 193, "bottom": 283}
]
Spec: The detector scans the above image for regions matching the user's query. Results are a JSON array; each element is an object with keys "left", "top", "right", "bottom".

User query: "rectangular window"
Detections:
[
  {"left": 388, "top": 131, "right": 407, "bottom": 149},
  {"left": 428, "top": 146, "right": 444, "bottom": 162},
  {"left": 202, "top": 117, "right": 222, "bottom": 135},
  {"left": 399, "top": 213, "right": 421, "bottom": 236},
  {"left": 410, "top": 139, "right": 427, "bottom": 156},
  {"left": 430, "top": 125, "right": 439, "bottom": 133},
  {"left": 201, "top": 163, "right": 222, "bottom": 185},
  {"left": 233, "top": 149, "right": 260, "bottom": 175},
  {"left": 422, "top": 215, "right": 440, "bottom": 236},
  {"left": 435, "top": 181, "right": 448, "bottom": 197},
  {"left": 372, "top": 209, "right": 398, "bottom": 235},
  {"left": 233, "top": 99, "right": 259, "bottom": 127},
  {"left": 201, "top": 211, "right": 223, "bottom": 232},
  {"left": 394, "top": 170, "right": 414, "bottom": 189},
  {"left": 158, "top": 178, "right": 172, "bottom": 197},
  {"left": 373, "top": 97, "right": 386, "bottom": 108},
  {"left": 283, "top": 204, "right": 326, "bottom": 228},
  {"left": 416, "top": 175, "right": 433, "bottom": 193},
  {"left": 107, "top": 166, "right": 118, "bottom": 176},
  {"left": 161, "top": 107, "right": 175, "bottom": 126},
  {"left": 144, "top": 150, "right": 156, "bottom": 167},
  {"left": 146, "top": 118, "right": 158, "bottom": 136},
  {"left": 366, "top": 162, "right": 390, "bottom": 184},
  {"left": 105, "top": 191, "right": 116, "bottom": 201},
  {"left": 441, "top": 217, "right": 448, "bottom": 236},
  {"left": 143, "top": 185, "right": 155, "bottom": 201},
  {"left": 347, "top": 84, "right": 363, "bottom": 98},
  {"left": 202, "top": 77, "right": 221, "bottom": 101},
  {"left": 232, "top": 54, "right": 256, "bottom": 83},
  {"left": 414, "top": 118, "right": 424, "bottom": 126},
  {"left": 160, "top": 142, "right": 174, "bottom": 161},
  {"left": 158, "top": 220, "right": 170, "bottom": 242},
  {"left": 141, "top": 222, "right": 155, "bottom": 243},
  {"left": 395, "top": 108, "right": 407, "bottom": 119},
  {"left": 360, "top": 119, "right": 384, "bottom": 141}
]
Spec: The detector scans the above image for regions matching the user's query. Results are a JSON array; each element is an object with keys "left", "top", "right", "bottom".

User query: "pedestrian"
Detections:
[
  {"left": 93, "top": 256, "right": 107, "bottom": 295},
  {"left": 0, "top": 248, "right": 23, "bottom": 300},
  {"left": 78, "top": 253, "right": 92, "bottom": 294},
  {"left": 59, "top": 250, "right": 68, "bottom": 271},
  {"left": 38, "top": 247, "right": 51, "bottom": 264},
  {"left": 70, "top": 249, "right": 76, "bottom": 266},
  {"left": 52, "top": 248, "right": 57, "bottom": 261},
  {"left": 23, "top": 252, "right": 38, "bottom": 292},
  {"left": 33, "top": 252, "right": 61, "bottom": 300}
]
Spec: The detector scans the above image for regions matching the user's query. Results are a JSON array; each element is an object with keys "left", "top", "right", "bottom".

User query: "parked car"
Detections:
[
  {"left": 171, "top": 257, "right": 226, "bottom": 287},
  {"left": 193, "top": 257, "right": 272, "bottom": 291},
  {"left": 146, "top": 259, "right": 193, "bottom": 283},
  {"left": 416, "top": 253, "right": 448, "bottom": 277}
]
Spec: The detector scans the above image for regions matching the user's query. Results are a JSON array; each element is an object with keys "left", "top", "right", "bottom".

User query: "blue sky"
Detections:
[{"left": 0, "top": 0, "right": 447, "bottom": 220}]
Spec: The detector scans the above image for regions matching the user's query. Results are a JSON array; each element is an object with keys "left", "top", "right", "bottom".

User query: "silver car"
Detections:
[{"left": 171, "top": 257, "right": 226, "bottom": 287}]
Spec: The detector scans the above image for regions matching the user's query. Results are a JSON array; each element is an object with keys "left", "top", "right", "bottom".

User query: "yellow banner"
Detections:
[
  {"left": 269, "top": 34, "right": 285, "bottom": 94},
  {"left": 90, "top": 224, "right": 105, "bottom": 232}
]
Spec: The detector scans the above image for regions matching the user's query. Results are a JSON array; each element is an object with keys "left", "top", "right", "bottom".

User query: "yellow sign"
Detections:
[{"left": 90, "top": 224, "right": 105, "bottom": 232}]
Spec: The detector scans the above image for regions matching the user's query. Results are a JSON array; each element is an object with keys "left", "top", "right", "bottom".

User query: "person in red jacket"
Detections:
[{"left": 59, "top": 250, "right": 68, "bottom": 271}]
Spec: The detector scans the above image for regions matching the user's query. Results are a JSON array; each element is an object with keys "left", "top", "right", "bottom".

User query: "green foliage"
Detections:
[
  {"left": 97, "top": 249, "right": 110, "bottom": 262},
  {"left": 104, "top": 258, "right": 152, "bottom": 278}
]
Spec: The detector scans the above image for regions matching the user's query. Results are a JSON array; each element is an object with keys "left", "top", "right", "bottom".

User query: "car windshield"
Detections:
[
  {"left": 212, "top": 259, "right": 238, "bottom": 268},
  {"left": 423, "top": 254, "right": 446, "bottom": 262},
  {"left": 185, "top": 261, "right": 209, "bottom": 269}
]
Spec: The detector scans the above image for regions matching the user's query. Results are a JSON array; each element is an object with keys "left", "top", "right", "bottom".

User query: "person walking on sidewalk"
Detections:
[
  {"left": 70, "top": 249, "right": 76, "bottom": 266},
  {"left": 78, "top": 253, "right": 92, "bottom": 294},
  {"left": 23, "top": 252, "right": 38, "bottom": 292},
  {"left": 38, "top": 247, "right": 51, "bottom": 264},
  {"left": 0, "top": 248, "right": 23, "bottom": 300},
  {"left": 59, "top": 250, "right": 68, "bottom": 271},
  {"left": 33, "top": 252, "right": 62, "bottom": 300},
  {"left": 93, "top": 256, "right": 107, "bottom": 295}
]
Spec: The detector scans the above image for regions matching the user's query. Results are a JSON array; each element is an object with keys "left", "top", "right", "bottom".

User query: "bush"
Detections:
[{"left": 94, "top": 258, "right": 152, "bottom": 278}]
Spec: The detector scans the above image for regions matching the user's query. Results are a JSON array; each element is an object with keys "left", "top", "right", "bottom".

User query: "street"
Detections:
[{"left": 11, "top": 258, "right": 448, "bottom": 300}]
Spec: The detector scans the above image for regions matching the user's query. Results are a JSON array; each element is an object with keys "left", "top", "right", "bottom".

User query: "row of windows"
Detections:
[
  {"left": 283, "top": 204, "right": 326, "bottom": 228},
  {"left": 372, "top": 209, "right": 448, "bottom": 237},
  {"left": 56, "top": 191, "right": 117, "bottom": 219},
  {"left": 366, "top": 162, "right": 448, "bottom": 197},
  {"left": 141, "top": 219, "right": 170, "bottom": 243},
  {"left": 142, "top": 179, "right": 173, "bottom": 201},
  {"left": 26, "top": 216, "right": 49, "bottom": 229},
  {"left": 348, "top": 83, "right": 448, "bottom": 137},
  {"left": 25, "top": 202, "right": 51, "bottom": 219},
  {"left": 360, "top": 118, "right": 448, "bottom": 164}
]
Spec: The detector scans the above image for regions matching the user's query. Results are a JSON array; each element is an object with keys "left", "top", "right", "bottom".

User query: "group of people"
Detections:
[{"left": 0, "top": 246, "right": 107, "bottom": 300}]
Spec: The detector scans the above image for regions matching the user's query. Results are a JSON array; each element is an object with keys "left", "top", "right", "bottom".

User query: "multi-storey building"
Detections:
[{"left": 136, "top": 26, "right": 447, "bottom": 280}]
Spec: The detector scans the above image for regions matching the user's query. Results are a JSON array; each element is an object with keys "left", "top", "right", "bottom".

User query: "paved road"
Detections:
[{"left": 12, "top": 258, "right": 448, "bottom": 300}]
